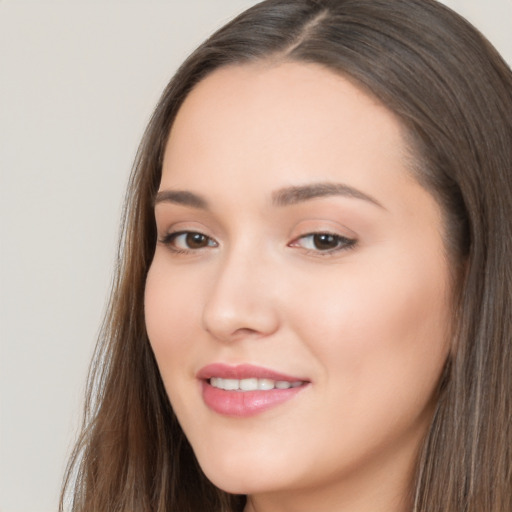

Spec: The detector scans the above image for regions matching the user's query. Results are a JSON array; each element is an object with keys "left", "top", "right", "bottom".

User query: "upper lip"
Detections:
[{"left": 197, "top": 363, "right": 309, "bottom": 382}]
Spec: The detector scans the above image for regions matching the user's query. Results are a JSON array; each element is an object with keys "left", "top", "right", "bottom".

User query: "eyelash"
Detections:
[
  {"left": 290, "top": 232, "right": 357, "bottom": 254},
  {"left": 158, "top": 231, "right": 357, "bottom": 256},
  {"left": 159, "top": 231, "right": 218, "bottom": 254}
]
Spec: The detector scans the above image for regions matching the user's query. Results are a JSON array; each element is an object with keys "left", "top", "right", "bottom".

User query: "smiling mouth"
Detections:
[
  {"left": 198, "top": 364, "right": 310, "bottom": 416},
  {"left": 209, "top": 377, "right": 306, "bottom": 391}
]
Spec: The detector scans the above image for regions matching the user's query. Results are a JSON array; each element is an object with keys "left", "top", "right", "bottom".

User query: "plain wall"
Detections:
[{"left": 0, "top": 1, "right": 511, "bottom": 511}]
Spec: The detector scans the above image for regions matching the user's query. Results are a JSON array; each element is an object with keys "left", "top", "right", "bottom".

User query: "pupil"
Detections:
[
  {"left": 313, "top": 234, "right": 337, "bottom": 250},
  {"left": 187, "top": 233, "right": 207, "bottom": 248}
]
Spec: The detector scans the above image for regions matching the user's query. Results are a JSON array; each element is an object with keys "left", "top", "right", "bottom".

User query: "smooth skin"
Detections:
[{"left": 145, "top": 62, "right": 453, "bottom": 512}]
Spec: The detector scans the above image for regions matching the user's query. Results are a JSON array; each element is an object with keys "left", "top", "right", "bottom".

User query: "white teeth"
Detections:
[
  {"left": 258, "top": 378, "right": 274, "bottom": 390},
  {"left": 209, "top": 377, "right": 304, "bottom": 391},
  {"left": 223, "top": 378, "right": 239, "bottom": 390},
  {"left": 239, "top": 378, "right": 258, "bottom": 391}
]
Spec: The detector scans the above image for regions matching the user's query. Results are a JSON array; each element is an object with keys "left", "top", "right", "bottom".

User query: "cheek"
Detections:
[
  {"left": 144, "top": 261, "right": 202, "bottom": 373},
  {"left": 288, "top": 252, "right": 451, "bottom": 419}
]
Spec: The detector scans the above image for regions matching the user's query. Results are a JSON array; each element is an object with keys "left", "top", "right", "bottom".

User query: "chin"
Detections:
[
  {"left": 202, "top": 465, "right": 269, "bottom": 495},
  {"left": 196, "top": 449, "right": 293, "bottom": 496}
]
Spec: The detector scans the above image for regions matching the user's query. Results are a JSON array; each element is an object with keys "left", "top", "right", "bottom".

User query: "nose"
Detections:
[{"left": 201, "top": 248, "right": 280, "bottom": 343}]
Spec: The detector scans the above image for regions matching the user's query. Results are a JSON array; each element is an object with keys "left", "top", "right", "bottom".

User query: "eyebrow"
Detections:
[
  {"left": 272, "top": 182, "right": 385, "bottom": 209},
  {"left": 154, "top": 190, "right": 209, "bottom": 209},
  {"left": 154, "top": 182, "right": 384, "bottom": 210}
]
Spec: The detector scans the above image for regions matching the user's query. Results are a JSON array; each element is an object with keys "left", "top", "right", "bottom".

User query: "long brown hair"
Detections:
[{"left": 61, "top": 1, "right": 512, "bottom": 510}]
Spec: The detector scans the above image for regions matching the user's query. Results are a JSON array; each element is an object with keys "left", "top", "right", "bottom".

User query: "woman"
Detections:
[{"left": 61, "top": 0, "right": 512, "bottom": 511}]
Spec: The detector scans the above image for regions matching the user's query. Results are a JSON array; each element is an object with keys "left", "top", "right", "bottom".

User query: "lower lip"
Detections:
[{"left": 201, "top": 381, "right": 307, "bottom": 417}]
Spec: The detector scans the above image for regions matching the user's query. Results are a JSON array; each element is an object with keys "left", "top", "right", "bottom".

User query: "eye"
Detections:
[
  {"left": 290, "top": 232, "right": 356, "bottom": 254},
  {"left": 160, "top": 231, "right": 218, "bottom": 252}
]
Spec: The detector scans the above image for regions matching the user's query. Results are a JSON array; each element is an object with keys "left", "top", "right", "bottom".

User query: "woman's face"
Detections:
[{"left": 145, "top": 62, "right": 453, "bottom": 509}]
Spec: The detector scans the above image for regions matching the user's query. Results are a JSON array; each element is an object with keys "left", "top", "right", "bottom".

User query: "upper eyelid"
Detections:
[
  {"left": 288, "top": 224, "right": 357, "bottom": 243},
  {"left": 157, "top": 221, "right": 217, "bottom": 239},
  {"left": 161, "top": 230, "right": 217, "bottom": 243},
  {"left": 155, "top": 213, "right": 221, "bottom": 237},
  {"left": 290, "top": 232, "right": 356, "bottom": 245},
  {"left": 293, "top": 230, "right": 352, "bottom": 238}
]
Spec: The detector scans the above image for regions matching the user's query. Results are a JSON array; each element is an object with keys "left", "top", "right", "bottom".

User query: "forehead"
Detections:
[
  {"left": 161, "top": 61, "right": 413, "bottom": 204},
  {"left": 167, "top": 61, "right": 404, "bottom": 151}
]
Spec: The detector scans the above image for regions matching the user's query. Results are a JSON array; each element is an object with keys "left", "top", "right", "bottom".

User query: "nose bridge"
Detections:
[{"left": 202, "top": 239, "right": 279, "bottom": 341}]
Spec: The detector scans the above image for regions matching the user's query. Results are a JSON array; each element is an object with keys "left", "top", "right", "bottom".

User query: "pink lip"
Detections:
[
  {"left": 197, "top": 363, "right": 310, "bottom": 417},
  {"left": 197, "top": 363, "right": 306, "bottom": 382}
]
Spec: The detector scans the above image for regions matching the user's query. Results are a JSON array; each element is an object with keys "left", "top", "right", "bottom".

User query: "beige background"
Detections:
[{"left": 1, "top": 1, "right": 511, "bottom": 511}]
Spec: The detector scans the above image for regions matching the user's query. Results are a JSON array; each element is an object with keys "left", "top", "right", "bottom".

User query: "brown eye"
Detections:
[
  {"left": 185, "top": 232, "right": 210, "bottom": 248},
  {"left": 291, "top": 232, "right": 357, "bottom": 254},
  {"left": 312, "top": 234, "right": 339, "bottom": 250},
  {"left": 160, "top": 231, "right": 217, "bottom": 252}
]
